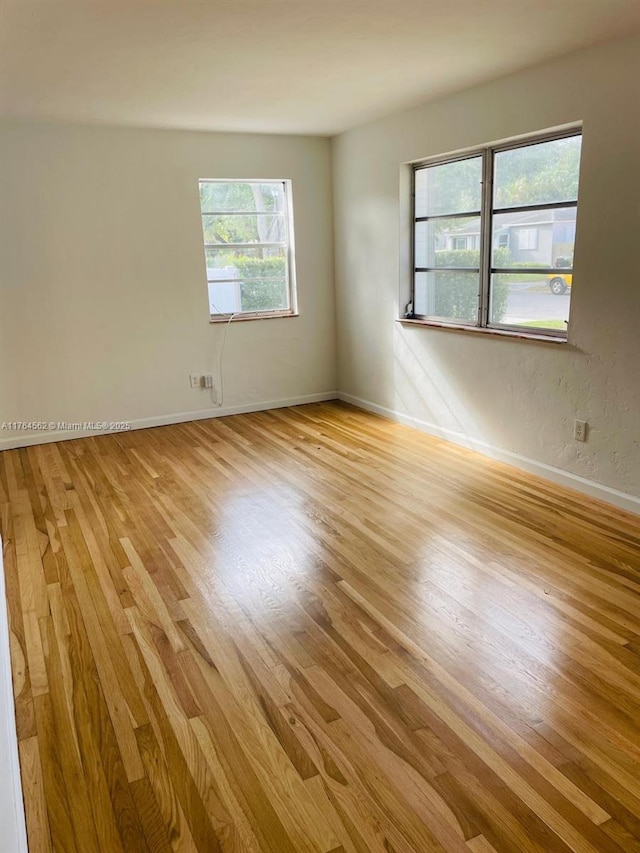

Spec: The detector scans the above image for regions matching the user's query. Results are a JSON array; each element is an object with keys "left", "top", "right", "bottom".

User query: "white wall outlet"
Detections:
[
  {"left": 574, "top": 419, "right": 588, "bottom": 442},
  {"left": 203, "top": 374, "right": 214, "bottom": 389},
  {"left": 189, "top": 373, "right": 201, "bottom": 389}
]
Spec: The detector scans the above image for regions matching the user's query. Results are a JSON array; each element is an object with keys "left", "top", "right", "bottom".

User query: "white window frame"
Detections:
[
  {"left": 517, "top": 227, "right": 538, "bottom": 251},
  {"left": 410, "top": 127, "right": 581, "bottom": 340},
  {"left": 198, "top": 178, "right": 298, "bottom": 322}
]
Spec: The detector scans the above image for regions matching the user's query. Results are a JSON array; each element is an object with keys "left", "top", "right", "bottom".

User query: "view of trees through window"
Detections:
[
  {"left": 413, "top": 132, "right": 582, "bottom": 333},
  {"left": 199, "top": 180, "right": 292, "bottom": 315}
]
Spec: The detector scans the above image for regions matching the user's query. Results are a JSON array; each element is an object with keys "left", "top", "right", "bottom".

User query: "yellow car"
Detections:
[
  {"left": 548, "top": 258, "right": 572, "bottom": 295},
  {"left": 548, "top": 272, "right": 572, "bottom": 295}
]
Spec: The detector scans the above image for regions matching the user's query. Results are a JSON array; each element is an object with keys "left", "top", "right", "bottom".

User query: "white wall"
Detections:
[
  {"left": 0, "top": 122, "right": 336, "bottom": 445},
  {"left": 333, "top": 33, "right": 640, "bottom": 503}
]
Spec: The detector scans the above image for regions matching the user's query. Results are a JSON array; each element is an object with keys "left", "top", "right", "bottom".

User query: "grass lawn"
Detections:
[{"left": 519, "top": 319, "right": 566, "bottom": 330}]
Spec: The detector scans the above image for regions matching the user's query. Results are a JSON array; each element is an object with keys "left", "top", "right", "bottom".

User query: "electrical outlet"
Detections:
[
  {"left": 574, "top": 419, "right": 587, "bottom": 442},
  {"left": 189, "top": 373, "right": 201, "bottom": 389},
  {"left": 203, "top": 374, "right": 214, "bottom": 389}
]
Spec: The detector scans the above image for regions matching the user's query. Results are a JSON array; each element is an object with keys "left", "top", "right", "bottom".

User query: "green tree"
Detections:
[
  {"left": 417, "top": 135, "right": 581, "bottom": 213},
  {"left": 494, "top": 136, "right": 581, "bottom": 207},
  {"left": 199, "top": 181, "right": 284, "bottom": 244},
  {"left": 416, "top": 157, "right": 482, "bottom": 217}
]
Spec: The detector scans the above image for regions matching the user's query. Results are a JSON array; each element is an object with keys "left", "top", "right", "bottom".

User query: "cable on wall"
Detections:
[{"left": 209, "top": 298, "right": 235, "bottom": 408}]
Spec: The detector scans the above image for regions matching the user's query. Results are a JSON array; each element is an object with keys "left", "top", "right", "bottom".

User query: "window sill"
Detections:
[
  {"left": 210, "top": 311, "right": 299, "bottom": 324},
  {"left": 397, "top": 318, "right": 568, "bottom": 344}
]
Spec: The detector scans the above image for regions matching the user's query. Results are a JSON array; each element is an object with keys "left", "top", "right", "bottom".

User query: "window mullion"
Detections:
[{"left": 479, "top": 149, "right": 494, "bottom": 328}]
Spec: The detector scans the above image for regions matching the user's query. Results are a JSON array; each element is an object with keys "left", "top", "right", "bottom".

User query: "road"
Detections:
[{"left": 502, "top": 282, "right": 570, "bottom": 324}]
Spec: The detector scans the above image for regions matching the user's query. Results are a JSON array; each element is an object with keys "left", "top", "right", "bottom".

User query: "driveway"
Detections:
[{"left": 502, "top": 282, "right": 570, "bottom": 325}]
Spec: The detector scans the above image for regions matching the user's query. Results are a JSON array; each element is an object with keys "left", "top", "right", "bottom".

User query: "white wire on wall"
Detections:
[{"left": 209, "top": 298, "right": 235, "bottom": 409}]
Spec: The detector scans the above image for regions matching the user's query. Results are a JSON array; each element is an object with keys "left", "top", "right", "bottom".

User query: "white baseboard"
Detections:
[
  {"left": 0, "top": 391, "right": 338, "bottom": 451},
  {"left": 338, "top": 392, "right": 640, "bottom": 516},
  {"left": 0, "top": 540, "right": 29, "bottom": 853}
]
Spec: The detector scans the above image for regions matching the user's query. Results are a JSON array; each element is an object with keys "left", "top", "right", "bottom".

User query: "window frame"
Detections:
[
  {"left": 198, "top": 178, "right": 298, "bottom": 323},
  {"left": 410, "top": 127, "right": 582, "bottom": 340}
]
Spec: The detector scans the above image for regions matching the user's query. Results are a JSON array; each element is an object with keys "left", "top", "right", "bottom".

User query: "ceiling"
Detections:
[{"left": 2, "top": 0, "right": 640, "bottom": 136}]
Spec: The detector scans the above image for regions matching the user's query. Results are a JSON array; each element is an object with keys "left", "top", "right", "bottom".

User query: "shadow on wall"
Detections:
[{"left": 392, "top": 326, "right": 489, "bottom": 447}]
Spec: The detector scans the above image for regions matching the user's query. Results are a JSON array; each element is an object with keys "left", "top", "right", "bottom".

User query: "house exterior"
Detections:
[{"left": 439, "top": 208, "right": 576, "bottom": 266}]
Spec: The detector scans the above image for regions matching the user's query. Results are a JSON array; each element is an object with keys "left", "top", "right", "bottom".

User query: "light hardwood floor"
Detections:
[{"left": 1, "top": 401, "right": 640, "bottom": 852}]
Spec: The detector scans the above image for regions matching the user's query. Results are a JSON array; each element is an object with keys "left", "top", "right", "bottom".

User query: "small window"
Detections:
[
  {"left": 517, "top": 228, "right": 538, "bottom": 251},
  {"left": 412, "top": 129, "right": 582, "bottom": 337},
  {"left": 198, "top": 180, "right": 297, "bottom": 320}
]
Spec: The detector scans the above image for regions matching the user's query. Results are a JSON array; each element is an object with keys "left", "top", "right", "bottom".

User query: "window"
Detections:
[
  {"left": 198, "top": 179, "right": 296, "bottom": 320},
  {"left": 449, "top": 234, "right": 481, "bottom": 251},
  {"left": 517, "top": 228, "right": 538, "bottom": 251},
  {"left": 412, "top": 129, "right": 582, "bottom": 337}
]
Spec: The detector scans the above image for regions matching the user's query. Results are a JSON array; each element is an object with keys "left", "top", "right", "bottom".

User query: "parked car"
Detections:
[{"left": 548, "top": 257, "right": 572, "bottom": 295}]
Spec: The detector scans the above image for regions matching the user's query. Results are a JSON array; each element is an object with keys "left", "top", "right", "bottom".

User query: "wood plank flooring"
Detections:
[{"left": 1, "top": 401, "right": 640, "bottom": 852}]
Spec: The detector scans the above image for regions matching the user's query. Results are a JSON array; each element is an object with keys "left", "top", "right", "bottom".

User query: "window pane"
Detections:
[
  {"left": 415, "top": 217, "right": 481, "bottom": 268},
  {"left": 491, "top": 207, "right": 576, "bottom": 269},
  {"left": 206, "top": 247, "right": 288, "bottom": 314},
  {"left": 414, "top": 271, "right": 479, "bottom": 323},
  {"left": 490, "top": 273, "right": 571, "bottom": 330},
  {"left": 199, "top": 181, "right": 285, "bottom": 213},
  {"left": 202, "top": 213, "right": 286, "bottom": 245},
  {"left": 208, "top": 278, "right": 289, "bottom": 315},
  {"left": 240, "top": 278, "right": 289, "bottom": 313},
  {"left": 493, "top": 135, "right": 582, "bottom": 209},
  {"left": 208, "top": 281, "right": 242, "bottom": 314},
  {"left": 415, "top": 156, "right": 482, "bottom": 218}
]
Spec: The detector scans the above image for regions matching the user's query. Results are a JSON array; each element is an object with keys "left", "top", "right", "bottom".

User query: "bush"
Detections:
[
  {"left": 490, "top": 247, "right": 510, "bottom": 322},
  {"left": 216, "top": 254, "right": 288, "bottom": 312},
  {"left": 240, "top": 279, "right": 288, "bottom": 312},
  {"left": 427, "top": 248, "right": 510, "bottom": 322},
  {"left": 229, "top": 255, "right": 286, "bottom": 280}
]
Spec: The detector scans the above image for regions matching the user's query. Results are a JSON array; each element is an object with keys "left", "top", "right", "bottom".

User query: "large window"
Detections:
[
  {"left": 412, "top": 129, "right": 582, "bottom": 337},
  {"left": 199, "top": 179, "right": 296, "bottom": 320}
]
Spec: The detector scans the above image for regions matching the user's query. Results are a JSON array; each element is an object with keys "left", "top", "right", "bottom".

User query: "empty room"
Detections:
[{"left": 1, "top": 1, "right": 640, "bottom": 851}]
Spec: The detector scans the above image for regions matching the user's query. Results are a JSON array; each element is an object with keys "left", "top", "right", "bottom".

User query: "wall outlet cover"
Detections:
[{"left": 574, "top": 420, "right": 588, "bottom": 442}]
